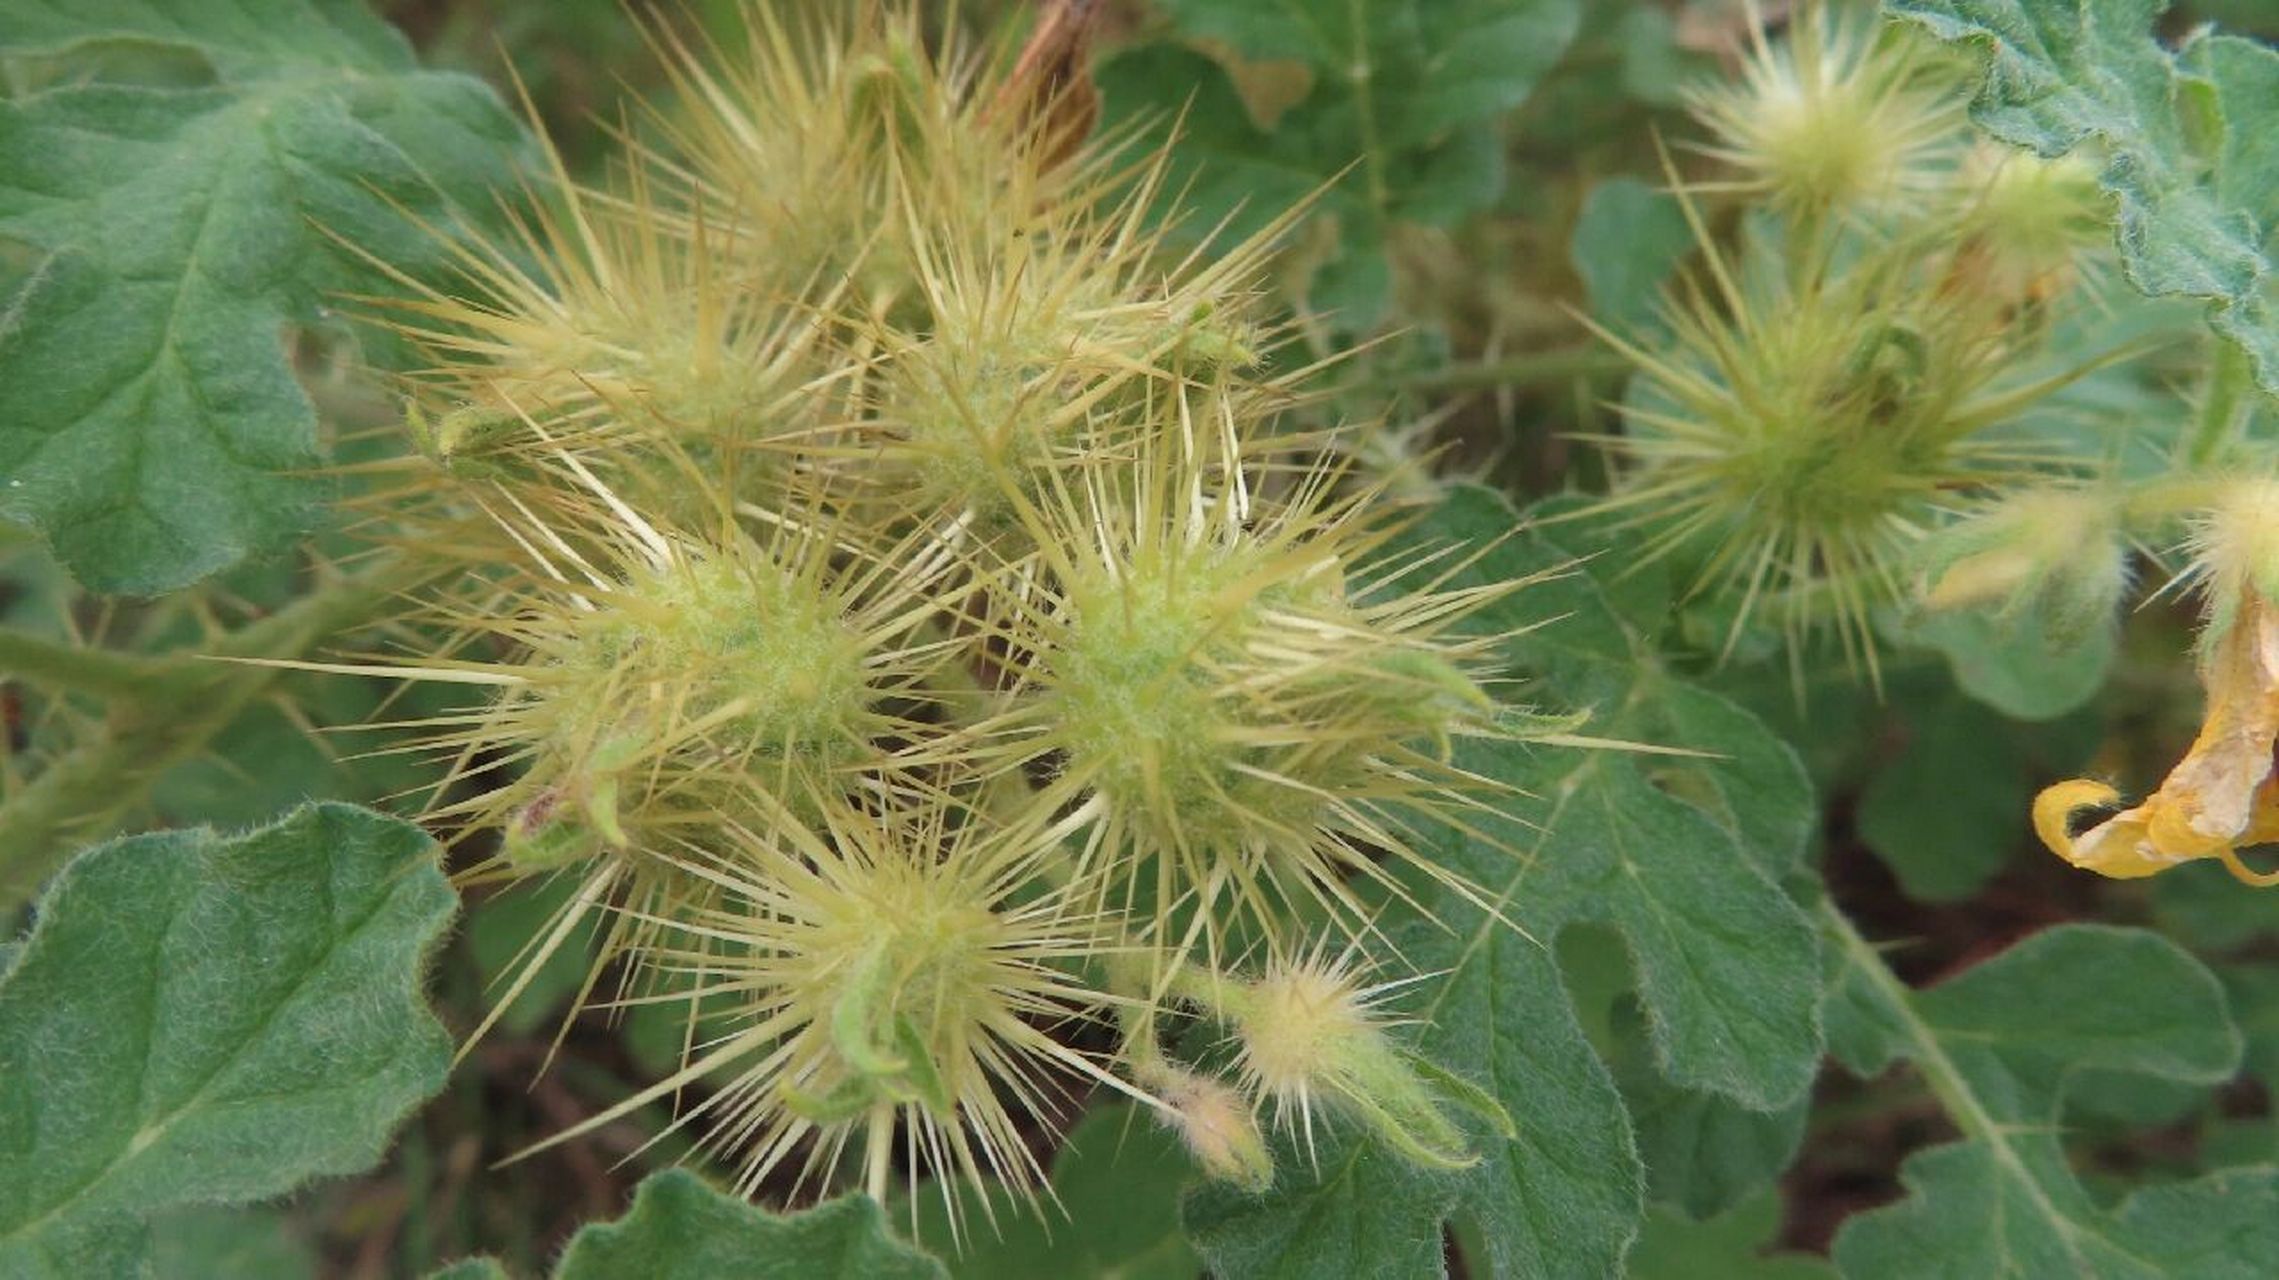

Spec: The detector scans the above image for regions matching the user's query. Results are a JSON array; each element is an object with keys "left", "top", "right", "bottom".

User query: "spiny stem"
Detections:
[
  {"left": 0, "top": 629, "right": 176, "bottom": 702},
  {"left": 0, "top": 555, "right": 421, "bottom": 908}
]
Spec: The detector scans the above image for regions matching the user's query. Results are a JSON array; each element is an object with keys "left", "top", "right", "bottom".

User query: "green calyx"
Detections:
[{"left": 804, "top": 890, "right": 1002, "bottom": 1120}]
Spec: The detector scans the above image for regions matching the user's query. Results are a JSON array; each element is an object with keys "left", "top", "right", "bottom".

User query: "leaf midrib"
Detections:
[
  {"left": 0, "top": 835, "right": 402, "bottom": 1243},
  {"left": 1820, "top": 899, "right": 2161, "bottom": 1275}
]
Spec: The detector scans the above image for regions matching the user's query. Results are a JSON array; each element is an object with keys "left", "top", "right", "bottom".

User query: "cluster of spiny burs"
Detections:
[
  {"left": 1613, "top": 3, "right": 2279, "bottom": 892},
  {"left": 345, "top": 9, "right": 1539, "bottom": 1224},
  {"left": 1587, "top": 0, "right": 2136, "bottom": 683}
]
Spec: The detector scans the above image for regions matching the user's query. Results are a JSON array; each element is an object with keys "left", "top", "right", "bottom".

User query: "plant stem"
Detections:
[
  {"left": 1396, "top": 344, "right": 1631, "bottom": 392},
  {"left": 0, "top": 556, "right": 419, "bottom": 908},
  {"left": 2182, "top": 340, "right": 2253, "bottom": 468},
  {"left": 0, "top": 629, "right": 176, "bottom": 702}
]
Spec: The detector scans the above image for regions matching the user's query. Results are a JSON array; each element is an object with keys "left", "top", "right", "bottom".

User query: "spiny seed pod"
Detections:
[
  {"left": 331, "top": 471, "right": 970, "bottom": 1038},
  {"left": 338, "top": 1, "right": 1572, "bottom": 1211},
  {"left": 1942, "top": 142, "right": 2109, "bottom": 311},
  {"left": 438, "top": 500, "right": 955, "bottom": 871},
  {"left": 969, "top": 435, "right": 1521, "bottom": 967},
  {"left": 1684, "top": 0, "right": 1959, "bottom": 217},
  {"left": 371, "top": 135, "right": 837, "bottom": 503},
  {"left": 637, "top": 7, "right": 1083, "bottom": 324},
  {"left": 525, "top": 799, "right": 1131, "bottom": 1216},
  {"left": 1583, "top": 197, "right": 2118, "bottom": 676},
  {"left": 1193, "top": 946, "right": 1511, "bottom": 1169},
  {"left": 844, "top": 153, "right": 1295, "bottom": 544}
]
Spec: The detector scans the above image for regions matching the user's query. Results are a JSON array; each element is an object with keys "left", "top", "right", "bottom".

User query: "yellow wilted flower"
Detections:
[{"left": 2035, "top": 480, "right": 2279, "bottom": 887}]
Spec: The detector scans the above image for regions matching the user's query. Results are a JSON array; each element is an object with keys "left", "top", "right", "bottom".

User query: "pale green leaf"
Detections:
[
  {"left": 427, "top": 1262, "right": 510, "bottom": 1280},
  {"left": 1824, "top": 917, "right": 2276, "bottom": 1277},
  {"left": 1886, "top": 609, "right": 2116, "bottom": 721},
  {"left": 554, "top": 1171, "right": 945, "bottom": 1280},
  {"left": 3, "top": 0, "right": 414, "bottom": 73},
  {"left": 1890, "top": 0, "right": 2279, "bottom": 393},
  {"left": 0, "top": 802, "right": 454, "bottom": 1277},
  {"left": 0, "top": 0, "right": 522, "bottom": 594}
]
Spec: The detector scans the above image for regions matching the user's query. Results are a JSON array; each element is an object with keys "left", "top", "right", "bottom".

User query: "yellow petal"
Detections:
[
  {"left": 2033, "top": 779, "right": 2196, "bottom": 879},
  {"left": 2033, "top": 779, "right": 2118, "bottom": 861},
  {"left": 2215, "top": 776, "right": 2279, "bottom": 888},
  {"left": 2142, "top": 599, "right": 2279, "bottom": 852}
]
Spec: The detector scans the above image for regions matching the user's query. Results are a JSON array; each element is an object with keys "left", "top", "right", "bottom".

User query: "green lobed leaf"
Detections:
[
  {"left": 1414, "top": 492, "right": 1822, "bottom": 1276},
  {"left": 1823, "top": 918, "right": 2279, "bottom": 1277},
  {"left": 0, "top": 802, "right": 454, "bottom": 1277},
  {"left": 1093, "top": 0, "right": 1582, "bottom": 325},
  {"left": 553, "top": 1170, "right": 945, "bottom": 1280},
  {"left": 904, "top": 1102, "right": 1200, "bottom": 1280},
  {"left": 1185, "top": 1127, "right": 1453, "bottom": 1280},
  {"left": 1889, "top": 0, "right": 2279, "bottom": 394},
  {"left": 1401, "top": 897, "right": 1642, "bottom": 1280},
  {"left": 0, "top": 0, "right": 523, "bottom": 594},
  {"left": 1627, "top": 1193, "right": 1834, "bottom": 1280},
  {"left": 4, "top": 0, "right": 417, "bottom": 72},
  {"left": 1608, "top": 1003, "right": 1811, "bottom": 1221},
  {"left": 1447, "top": 488, "right": 1825, "bottom": 1109},
  {"left": 1569, "top": 177, "right": 1693, "bottom": 336},
  {"left": 1553, "top": 926, "right": 1794, "bottom": 1221}
]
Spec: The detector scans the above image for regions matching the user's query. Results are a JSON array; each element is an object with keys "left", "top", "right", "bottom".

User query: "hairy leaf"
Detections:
[
  {"left": 0, "top": 0, "right": 522, "bottom": 593},
  {"left": 1824, "top": 918, "right": 2279, "bottom": 1277},
  {"left": 906, "top": 1103, "right": 1199, "bottom": 1280},
  {"left": 1451, "top": 489, "right": 1824, "bottom": 1108},
  {"left": 1185, "top": 1128, "right": 1454, "bottom": 1280},
  {"left": 148, "top": 1207, "right": 318, "bottom": 1280},
  {"left": 1403, "top": 897, "right": 1642, "bottom": 1280},
  {"left": 1628, "top": 1194, "right": 1834, "bottom": 1280},
  {"left": 554, "top": 1171, "right": 944, "bottom": 1280},
  {"left": 1891, "top": 0, "right": 2279, "bottom": 392},
  {"left": 0, "top": 803, "right": 454, "bottom": 1277},
  {"left": 1094, "top": 0, "right": 1582, "bottom": 325}
]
